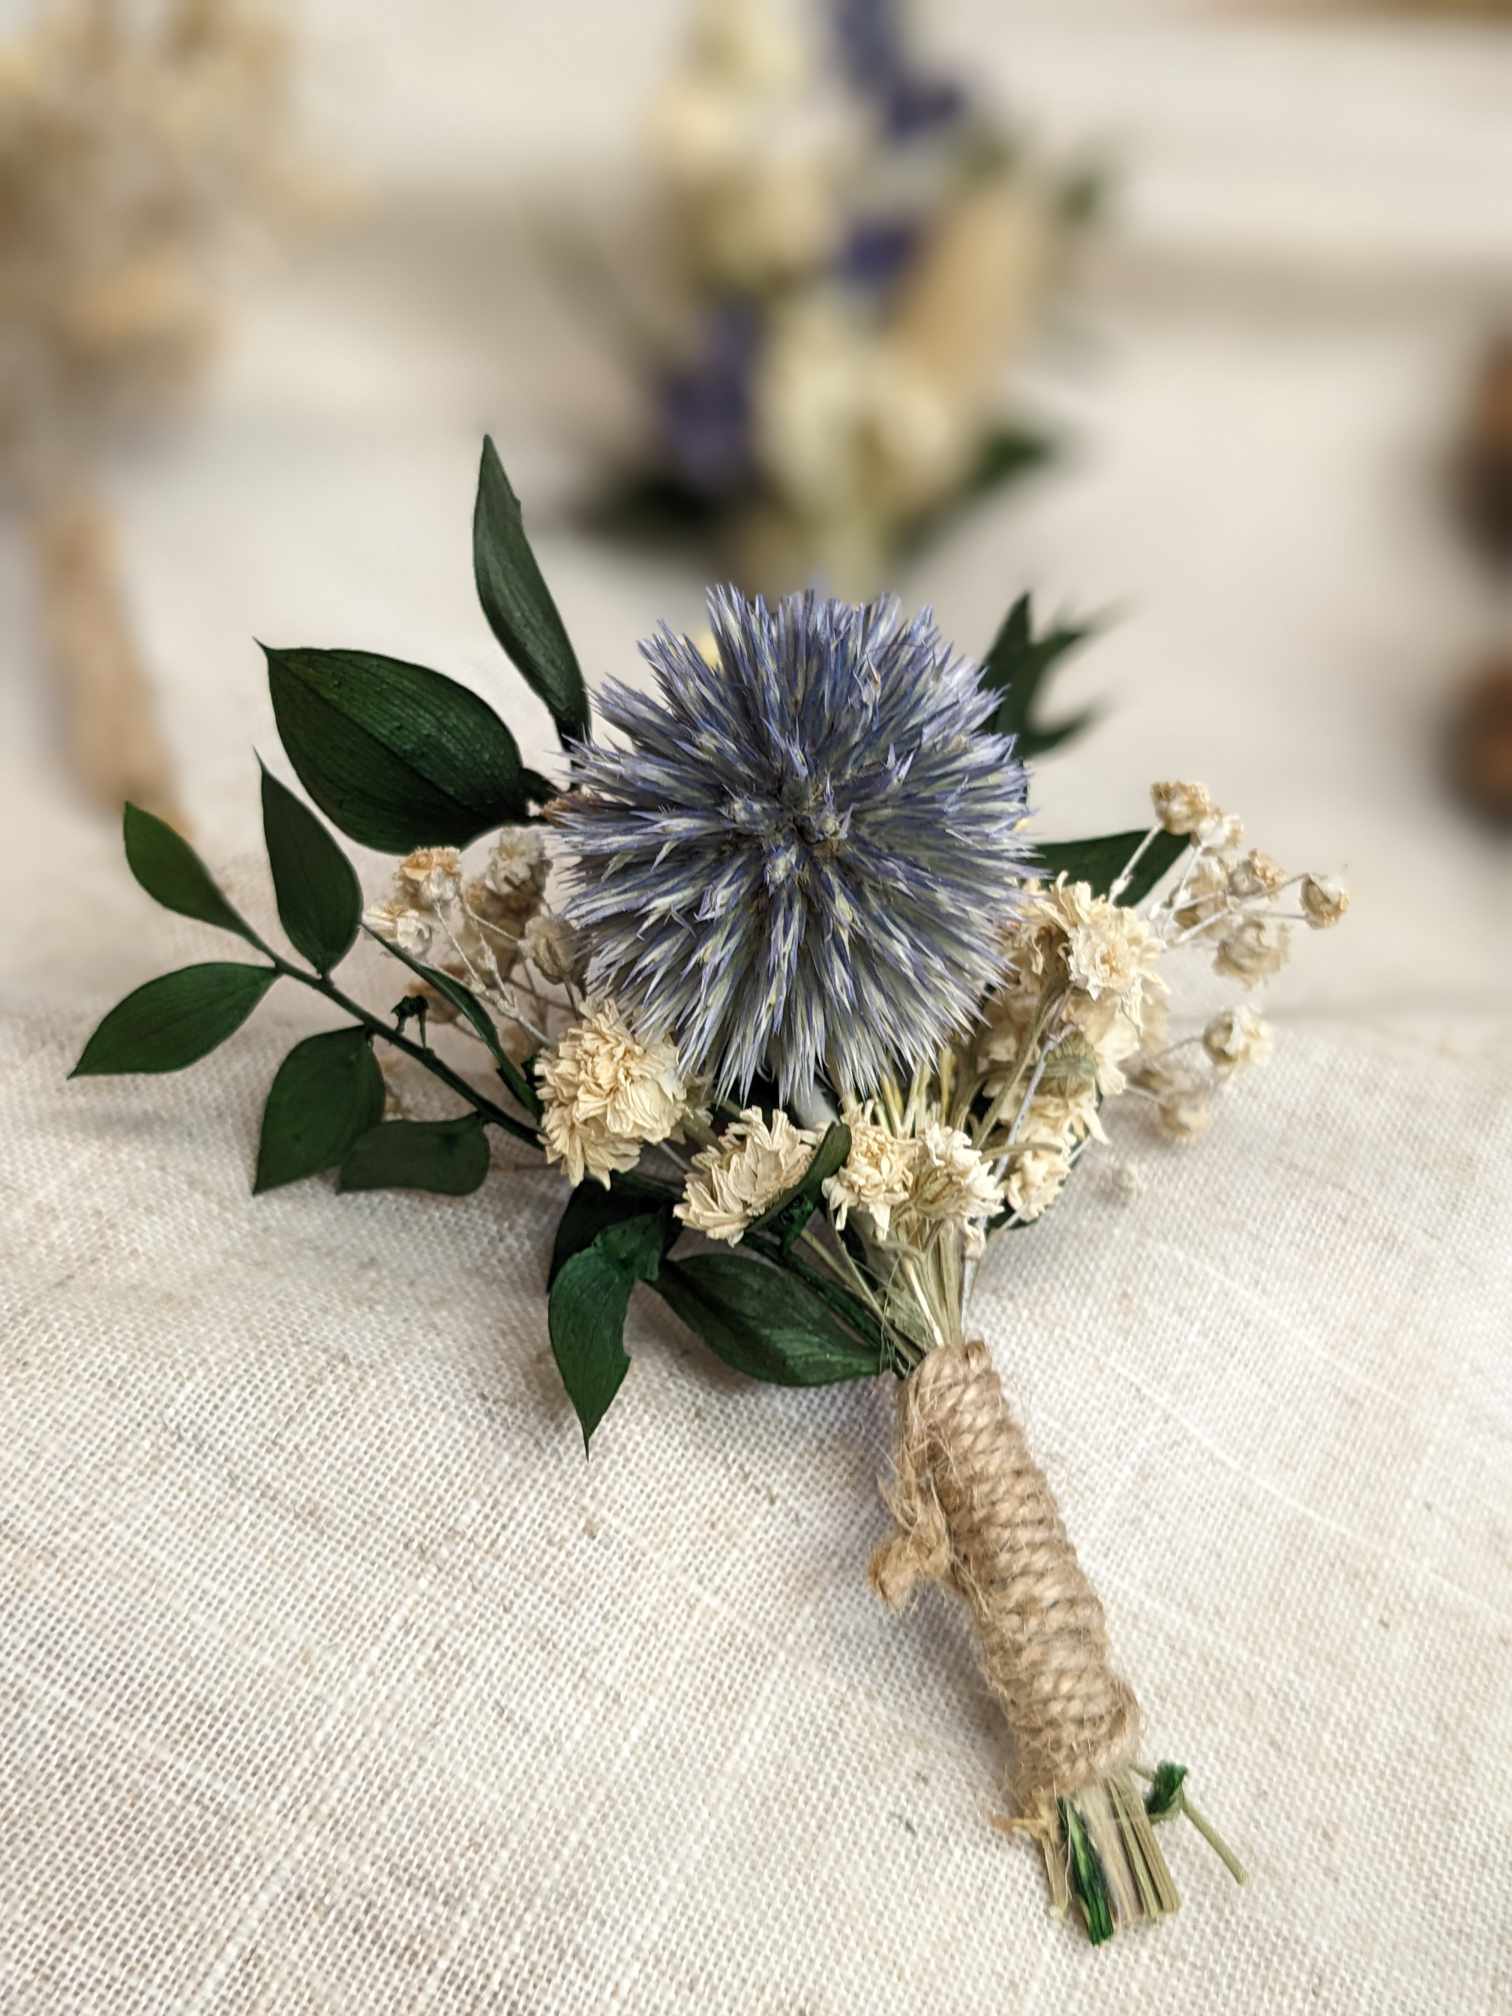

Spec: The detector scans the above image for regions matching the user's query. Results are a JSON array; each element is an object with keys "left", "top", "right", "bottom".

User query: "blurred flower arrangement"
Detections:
[
  {"left": 592, "top": 0, "right": 1102, "bottom": 596},
  {"left": 0, "top": 0, "right": 306, "bottom": 827},
  {"left": 75, "top": 441, "right": 1349, "bottom": 1946}
]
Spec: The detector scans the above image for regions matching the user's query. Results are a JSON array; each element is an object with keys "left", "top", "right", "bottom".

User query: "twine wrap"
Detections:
[{"left": 870, "top": 1334, "right": 1141, "bottom": 1825}]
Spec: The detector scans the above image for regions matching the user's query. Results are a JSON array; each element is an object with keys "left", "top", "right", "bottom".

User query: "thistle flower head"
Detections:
[{"left": 553, "top": 587, "right": 1031, "bottom": 1100}]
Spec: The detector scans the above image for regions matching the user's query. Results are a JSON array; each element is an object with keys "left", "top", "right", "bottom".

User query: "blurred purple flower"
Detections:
[
  {"left": 655, "top": 306, "right": 759, "bottom": 500},
  {"left": 554, "top": 589, "right": 1031, "bottom": 1101}
]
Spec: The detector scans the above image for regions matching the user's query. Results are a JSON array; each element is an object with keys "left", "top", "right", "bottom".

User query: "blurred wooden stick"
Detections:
[{"left": 31, "top": 491, "right": 187, "bottom": 833}]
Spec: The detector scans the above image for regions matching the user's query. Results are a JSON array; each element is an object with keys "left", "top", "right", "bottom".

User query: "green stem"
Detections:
[{"left": 273, "top": 959, "right": 540, "bottom": 1148}]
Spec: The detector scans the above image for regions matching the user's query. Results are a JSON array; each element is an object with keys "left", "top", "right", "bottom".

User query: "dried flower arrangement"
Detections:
[
  {"left": 1, "top": 0, "right": 301, "bottom": 826},
  {"left": 591, "top": 0, "right": 1102, "bottom": 596},
  {"left": 74, "top": 441, "right": 1349, "bottom": 1945}
]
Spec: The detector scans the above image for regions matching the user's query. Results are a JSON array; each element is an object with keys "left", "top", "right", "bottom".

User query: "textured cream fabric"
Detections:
[{"left": 4, "top": 7, "right": 1512, "bottom": 2010}]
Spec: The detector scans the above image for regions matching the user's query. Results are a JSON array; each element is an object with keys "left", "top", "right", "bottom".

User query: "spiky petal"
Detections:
[{"left": 553, "top": 587, "right": 1031, "bottom": 1101}]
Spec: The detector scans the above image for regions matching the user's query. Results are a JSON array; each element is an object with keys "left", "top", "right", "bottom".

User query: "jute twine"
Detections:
[{"left": 870, "top": 1335, "right": 1141, "bottom": 1827}]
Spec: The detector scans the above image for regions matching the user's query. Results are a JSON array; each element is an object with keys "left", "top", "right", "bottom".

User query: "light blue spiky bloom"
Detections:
[{"left": 553, "top": 588, "right": 1031, "bottom": 1102}]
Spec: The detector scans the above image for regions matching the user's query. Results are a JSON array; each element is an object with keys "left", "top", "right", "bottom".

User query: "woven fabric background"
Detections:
[{"left": 4, "top": 5, "right": 1511, "bottom": 2009}]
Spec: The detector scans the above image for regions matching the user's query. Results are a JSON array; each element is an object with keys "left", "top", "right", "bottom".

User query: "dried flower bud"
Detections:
[
  {"left": 397, "top": 847, "right": 463, "bottom": 909},
  {"left": 521, "top": 911, "right": 581, "bottom": 987},
  {"left": 364, "top": 899, "right": 433, "bottom": 958},
  {"left": 1158, "top": 1084, "right": 1213, "bottom": 1144},
  {"left": 1003, "top": 1134, "right": 1071, "bottom": 1222},
  {"left": 1228, "top": 848, "right": 1286, "bottom": 899},
  {"left": 485, "top": 828, "right": 545, "bottom": 896},
  {"left": 1173, "top": 854, "right": 1230, "bottom": 931},
  {"left": 1214, "top": 915, "right": 1291, "bottom": 986},
  {"left": 1196, "top": 811, "right": 1244, "bottom": 854},
  {"left": 1300, "top": 875, "right": 1350, "bottom": 930},
  {"left": 1151, "top": 780, "right": 1216, "bottom": 836},
  {"left": 1203, "top": 1005, "right": 1272, "bottom": 1072}
]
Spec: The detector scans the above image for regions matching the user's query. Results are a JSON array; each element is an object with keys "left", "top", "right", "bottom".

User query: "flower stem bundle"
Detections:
[{"left": 75, "top": 439, "right": 1336, "bottom": 1948}]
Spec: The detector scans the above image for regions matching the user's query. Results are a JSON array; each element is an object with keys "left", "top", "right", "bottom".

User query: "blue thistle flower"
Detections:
[{"left": 553, "top": 589, "right": 1031, "bottom": 1103}]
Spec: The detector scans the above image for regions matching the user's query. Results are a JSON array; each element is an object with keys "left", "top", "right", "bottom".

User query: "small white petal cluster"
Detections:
[
  {"left": 1151, "top": 780, "right": 1217, "bottom": 836},
  {"left": 892, "top": 1123, "right": 1005, "bottom": 1260},
  {"left": 1002, "top": 1132, "right": 1071, "bottom": 1223},
  {"left": 1213, "top": 914, "right": 1292, "bottom": 986},
  {"left": 676, "top": 1108, "right": 818, "bottom": 1244},
  {"left": 538, "top": 1003, "right": 704, "bottom": 1189},
  {"left": 1301, "top": 874, "right": 1350, "bottom": 929},
  {"left": 824, "top": 1102, "right": 921, "bottom": 1243},
  {"left": 520, "top": 911, "right": 581, "bottom": 988},
  {"left": 1203, "top": 1006, "right": 1273, "bottom": 1073}
]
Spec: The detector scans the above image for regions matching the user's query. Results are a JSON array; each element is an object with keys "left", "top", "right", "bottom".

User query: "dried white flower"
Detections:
[
  {"left": 537, "top": 1002, "right": 703, "bottom": 1189},
  {"left": 1157, "top": 1081, "right": 1213, "bottom": 1144},
  {"left": 521, "top": 911, "right": 581, "bottom": 987},
  {"left": 1203, "top": 1005, "right": 1273, "bottom": 1072},
  {"left": 824, "top": 1102, "right": 917, "bottom": 1242},
  {"left": 486, "top": 828, "right": 545, "bottom": 896},
  {"left": 1031, "top": 878, "right": 1163, "bottom": 1005},
  {"left": 1214, "top": 914, "right": 1292, "bottom": 986},
  {"left": 397, "top": 846, "right": 464, "bottom": 910},
  {"left": 676, "top": 1108, "right": 818, "bottom": 1244},
  {"left": 1151, "top": 780, "right": 1216, "bottom": 836},
  {"left": 1003, "top": 1133, "right": 1071, "bottom": 1223},
  {"left": 1196, "top": 810, "right": 1244, "bottom": 853},
  {"left": 363, "top": 898, "right": 433, "bottom": 958},
  {"left": 894, "top": 1123, "right": 1005, "bottom": 1258},
  {"left": 1228, "top": 848, "right": 1286, "bottom": 899},
  {"left": 1173, "top": 853, "right": 1231, "bottom": 932},
  {"left": 1300, "top": 874, "right": 1350, "bottom": 930}
]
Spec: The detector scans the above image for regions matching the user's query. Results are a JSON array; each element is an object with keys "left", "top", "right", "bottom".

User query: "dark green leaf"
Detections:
[
  {"left": 1033, "top": 828, "right": 1188, "bottom": 906},
  {"left": 654, "top": 1254, "right": 882, "bottom": 1386},
  {"left": 254, "top": 1026, "right": 384, "bottom": 1193},
  {"left": 1144, "top": 1762, "right": 1189, "bottom": 1821},
  {"left": 549, "top": 1212, "right": 667, "bottom": 1450},
  {"left": 473, "top": 436, "right": 590, "bottom": 743},
  {"left": 72, "top": 962, "right": 276, "bottom": 1076},
  {"left": 549, "top": 1172, "right": 678, "bottom": 1290},
  {"left": 259, "top": 762, "right": 362, "bottom": 973},
  {"left": 362, "top": 925, "right": 540, "bottom": 1119},
  {"left": 981, "top": 594, "right": 1098, "bottom": 761},
  {"left": 266, "top": 645, "right": 530, "bottom": 853},
  {"left": 122, "top": 803, "right": 262, "bottom": 948},
  {"left": 338, "top": 1114, "right": 490, "bottom": 1195},
  {"left": 747, "top": 1121, "right": 851, "bottom": 1254}
]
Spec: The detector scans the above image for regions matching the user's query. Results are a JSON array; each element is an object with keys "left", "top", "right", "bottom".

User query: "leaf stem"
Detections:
[{"left": 272, "top": 958, "right": 540, "bottom": 1147}]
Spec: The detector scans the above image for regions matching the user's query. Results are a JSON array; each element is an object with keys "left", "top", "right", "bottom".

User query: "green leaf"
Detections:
[
  {"left": 654, "top": 1254, "right": 882, "bottom": 1386},
  {"left": 253, "top": 1026, "right": 384, "bottom": 1193},
  {"left": 549, "top": 1172, "right": 678, "bottom": 1290},
  {"left": 259, "top": 762, "right": 362, "bottom": 973},
  {"left": 265, "top": 645, "right": 530, "bottom": 853},
  {"left": 549, "top": 1212, "right": 667, "bottom": 1450},
  {"left": 362, "top": 925, "right": 541, "bottom": 1119},
  {"left": 1144, "top": 1762, "right": 1189, "bottom": 1821},
  {"left": 72, "top": 963, "right": 277, "bottom": 1076},
  {"left": 122, "top": 803, "right": 262, "bottom": 948},
  {"left": 473, "top": 436, "right": 590, "bottom": 743},
  {"left": 746, "top": 1120, "right": 851, "bottom": 1254},
  {"left": 982, "top": 594, "right": 1098, "bottom": 762},
  {"left": 1033, "top": 828, "right": 1188, "bottom": 907},
  {"left": 338, "top": 1114, "right": 491, "bottom": 1196}
]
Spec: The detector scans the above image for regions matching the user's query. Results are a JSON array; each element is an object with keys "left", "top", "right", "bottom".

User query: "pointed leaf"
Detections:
[
  {"left": 362, "top": 925, "right": 540, "bottom": 1118},
  {"left": 259, "top": 762, "right": 362, "bottom": 973},
  {"left": 548, "top": 1212, "right": 667, "bottom": 1449},
  {"left": 123, "top": 804, "right": 263, "bottom": 948},
  {"left": 981, "top": 593, "right": 1096, "bottom": 758},
  {"left": 1033, "top": 828, "right": 1188, "bottom": 906},
  {"left": 473, "top": 436, "right": 590, "bottom": 743},
  {"left": 654, "top": 1254, "right": 881, "bottom": 1386},
  {"left": 549, "top": 1172, "right": 678, "bottom": 1289},
  {"left": 72, "top": 963, "right": 277, "bottom": 1076},
  {"left": 338, "top": 1114, "right": 490, "bottom": 1196},
  {"left": 266, "top": 645, "right": 530, "bottom": 853},
  {"left": 254, "top": 1026, "right": 384, "bottom": 1193}
]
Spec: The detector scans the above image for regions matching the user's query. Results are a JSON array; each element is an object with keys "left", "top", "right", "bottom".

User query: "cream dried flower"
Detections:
[
  {"left": 1195, "top": 811, "right": 1245, "bottom": 853},
  {"left": 1301, "top": 875, "right": 1350, "bottom": 929},
  {"left": 1228, "top": 848, "right": 1286, "bottom": 899},
  {"left": 1158, "top": 1081, "right": 1213, "bottom": 1144},
  {"left": 396, "top": 846, "right": 464, "bottom": 909},
  {"left": 676, "top": 1108, "right": 818, "bottom": 1245},
  {"left": 537, "top": 1002, "right": 702, "bottom": 1189},
  {"left": 1032, "top": 878, "right": 1163, "bottom": 1005},
  {"left": 895, "top": 1122, "right": 1005, "bottom": 1258},
  {"left": 520, "top": 911, "right": 581, "bottom": 987},
  {"left": 824, "top": 1102, "right": 918, "bottom": 1242},
  {"left": 1203, "top": 1006, "right": 1273, "bottom": 1073},
  {"left": 1214, "top": 915, "right": 1292, "bottom": 986},
  {"left": 1151, "top": 780, "right": 1216, "bottom": 836},
  {"left": 486, "top": 828, "right": 545, "bottom": 895},
  {"left": 1173, "top": 854, "right": 1231, "bottom": 932},
  {"left": 1003, "top": 1133, "right": 1072, "bottom": 1223},
  {"left": 363, "top": 896, "right": 433, "bottom": 958}
]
